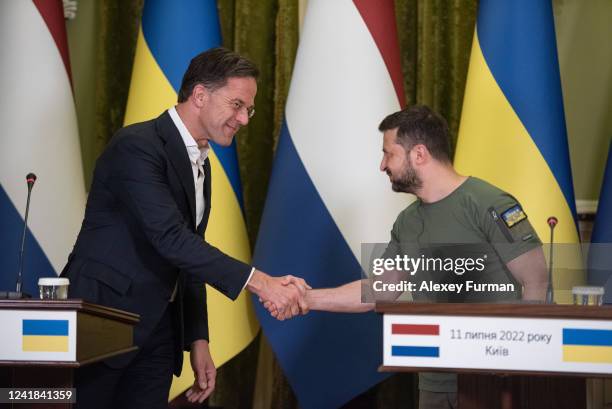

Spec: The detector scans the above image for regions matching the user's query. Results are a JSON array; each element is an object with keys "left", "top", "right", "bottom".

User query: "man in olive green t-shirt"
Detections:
[
  {"left": 296, "top": 105, "right": 549, "bottom": 409},
  {"left": 380, "top": 175, "right": 543, "bottom": 401}
]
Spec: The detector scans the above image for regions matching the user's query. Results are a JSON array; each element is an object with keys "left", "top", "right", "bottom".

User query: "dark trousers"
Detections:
[
  {"left": 75, "top": 306, "right": 175, "bottom": 409},
  {"left": 418, "top": 391, "right": 458, "bottom": 409}
]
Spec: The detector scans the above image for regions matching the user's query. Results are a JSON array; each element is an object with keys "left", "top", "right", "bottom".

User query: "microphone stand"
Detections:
[
  {"left": 545, "top": 217, "right": 557, "bottom": 304},
  {"left": 0, "top": 174, "right": 36, "bottom": 299}
]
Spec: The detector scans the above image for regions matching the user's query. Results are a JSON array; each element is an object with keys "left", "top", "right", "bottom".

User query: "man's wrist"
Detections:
[
  {"left": 191, "top": 339, "right": 209, "bottom": 349},
  {"left": 304, "top": 289, "right": 315, "bottom": 310},
  {"left": 246, "top": 270, "right": 267, "bottom": 294},
  {"left": 305, "top": 288, "right": 328, "bottom": 311},
  {"left": 241, "top": 267, "right": 256, "bottom": 292}
]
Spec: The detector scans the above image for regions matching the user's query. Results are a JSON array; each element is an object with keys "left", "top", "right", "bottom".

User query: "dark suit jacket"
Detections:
[{"left": 61, "top": 111, "right": 251, "bottom": 375}]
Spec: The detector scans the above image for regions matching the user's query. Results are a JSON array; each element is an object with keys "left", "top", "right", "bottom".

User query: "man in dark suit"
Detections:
[{"left": 62, "top": 48, "right": 307, "bottom": 409}]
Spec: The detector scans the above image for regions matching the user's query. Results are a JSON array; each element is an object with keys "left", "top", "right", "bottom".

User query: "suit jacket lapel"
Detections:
[{"left": 156, "top": 111, "right": 197, "bottom": 228}]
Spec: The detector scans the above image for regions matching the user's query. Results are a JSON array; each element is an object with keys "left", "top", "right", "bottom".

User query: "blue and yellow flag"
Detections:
[
  {"left": 123, "top": 0, "right": 257, "bottom": 399},
  {"left": 22, "top": 319, "right": 69, "bottom": 352},
  {"left": 562, "top": 328, "right": 612, "bottom": 364},
  {"left": 455, "top": 0, "right": 582, "bottom": 301}
]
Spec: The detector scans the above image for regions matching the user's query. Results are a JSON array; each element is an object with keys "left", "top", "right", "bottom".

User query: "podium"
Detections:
[
  {"left": 0, "top": 299, "right": 139, "bottom": 408},
  {"left": 376, "top": 302, "right": 612, "bottom": 409}
]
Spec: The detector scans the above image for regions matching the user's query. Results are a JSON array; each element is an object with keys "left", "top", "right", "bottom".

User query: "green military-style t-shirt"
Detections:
[
  {"left": 382, "top": 176, "right": 541, "bottom": 392},
  {"left": 384, "top": 176, "right": 541, "bottom": 302}
]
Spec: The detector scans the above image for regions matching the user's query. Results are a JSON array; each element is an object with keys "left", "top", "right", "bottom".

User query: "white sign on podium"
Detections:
[
  {"left": 0, "top": 309, "right": 77, "bottom": 362},
  {"left": 383, "top": 314, "right": 612, "bottom": 375}
]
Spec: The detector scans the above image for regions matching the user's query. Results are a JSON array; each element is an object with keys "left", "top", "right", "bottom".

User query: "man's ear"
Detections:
[
  {"left": 192, "top": 84, "right": 208, "bottom": 108},
  {"left": 412, "top": 144, "right": 429, "bottom": 165}
]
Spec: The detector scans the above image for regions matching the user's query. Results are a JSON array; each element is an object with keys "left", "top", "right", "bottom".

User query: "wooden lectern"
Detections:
[
  {"left": 0, "top": 299, "right": 139, "bottom": 409},
  {"left": 376, "top": 302, "right": 612, "bottom": 409}
]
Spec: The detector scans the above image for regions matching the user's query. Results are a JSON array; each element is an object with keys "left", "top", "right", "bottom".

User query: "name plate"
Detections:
[
  {"left": 0, "top": 310, "right": 77, "bottom": 362},
  {"left": 383, "top": 314, "right": 612, "bottom": 375}
]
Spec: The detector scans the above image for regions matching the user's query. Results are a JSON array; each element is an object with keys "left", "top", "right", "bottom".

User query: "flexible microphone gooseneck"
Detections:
[
  {"left": 0, "top": 173, "right": 37, "bottom": 299},
  {"left": 545, "top": 216, "right": 558, "bottom": 304}
]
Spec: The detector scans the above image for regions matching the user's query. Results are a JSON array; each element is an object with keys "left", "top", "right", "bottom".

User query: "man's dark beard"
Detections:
[{"left": 390, "top": 162, "right": 422, "bottom": 193}]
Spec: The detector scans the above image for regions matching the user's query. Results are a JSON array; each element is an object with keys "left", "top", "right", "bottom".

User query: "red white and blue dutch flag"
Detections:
[
  {"left": 253, "top": 1, "right": 409, "bottom": 407},
  {"left": 0, "top": 1, "right": 86, "bottom": 294},
  {"left": 391, "top": 324, "right": 441, "bottom": 358}
]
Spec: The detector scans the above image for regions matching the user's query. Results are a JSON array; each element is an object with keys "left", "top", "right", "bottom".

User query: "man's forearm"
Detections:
[
  {"left": 507, "top": 247, "right": 548, "bottom": 301},
  {"left": 306, "top": 280, "right": 374, "bottom": 313}
]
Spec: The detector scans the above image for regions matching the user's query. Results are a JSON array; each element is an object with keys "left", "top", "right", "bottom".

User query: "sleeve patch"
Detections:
[{"left": 501, "top": 204, "right": 527, "bottom": 228}]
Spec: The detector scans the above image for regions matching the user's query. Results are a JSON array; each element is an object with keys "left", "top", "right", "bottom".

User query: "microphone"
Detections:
[
  {"left": 16, "top": 173, "right": 37, "bottom": 295},
  {"left": 0, "top": 173, "right": 36, "bottom": 299},
  {"left": 26, "top": 173, "right": 37, "bottom": 188},
  {"left": 545, "top": 216, "right": 557, "bottom": 304}
]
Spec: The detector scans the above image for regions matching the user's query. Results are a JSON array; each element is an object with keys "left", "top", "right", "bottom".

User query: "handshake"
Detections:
[{"left": 247, "top": 269, "right": 311, "bottom": 320}]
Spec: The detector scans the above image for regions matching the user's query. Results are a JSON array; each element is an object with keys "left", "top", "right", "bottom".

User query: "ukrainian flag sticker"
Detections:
[
  {"left": 22, "top": 319, "right": 69, "bottom": 352},
  {"left": 563, "top": 328, "right": 612, "bottom": 364}
]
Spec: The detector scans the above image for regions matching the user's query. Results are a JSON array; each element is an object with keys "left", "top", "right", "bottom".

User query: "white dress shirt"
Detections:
[{"left": 168, "top": 106, "right": 208, "bottom": 226}]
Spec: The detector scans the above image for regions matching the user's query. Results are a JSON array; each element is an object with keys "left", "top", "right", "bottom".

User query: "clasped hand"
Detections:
[{"left": 248, "top": 270, "right": 310, "bottom": 320}]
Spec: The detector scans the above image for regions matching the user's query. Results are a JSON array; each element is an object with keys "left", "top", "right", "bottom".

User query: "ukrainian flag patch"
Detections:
[{"left": 501, "top": 204, "right": 527, "bottom": 228}]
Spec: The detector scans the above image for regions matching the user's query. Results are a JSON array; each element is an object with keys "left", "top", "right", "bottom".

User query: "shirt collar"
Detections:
[{"left": 168, "top": 106, "right": 209, "bottom": 164}]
